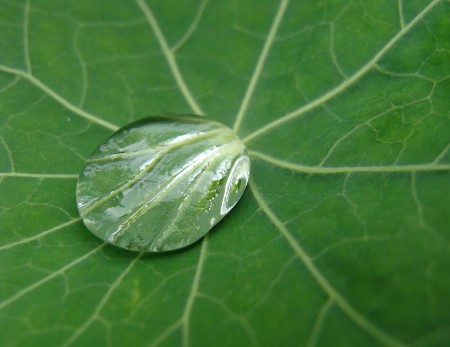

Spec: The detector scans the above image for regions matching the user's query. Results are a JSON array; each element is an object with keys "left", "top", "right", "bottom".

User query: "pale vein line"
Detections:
[
  {"left": 319, "top": 97, "right": 429, "bottom": 166},
  {"left": 432, "top": 143, "right": 450, "bottom": 164},
  {"left": 150, "top": 144, "right": 236, "bottom": 249},
  {"left": 0, "top": 218, "right": 81, "bottom": 251},
  {"left": 73, "top": 27, "right": 88, "bottom": 107},
  {"left": 0, "top": 243, "right": 106, "bottom": 310},
  {"left": 61, "top": 253, "right": 144, "bottom": 347},
  {"left": 182, "top": 235, "right": 208, "bottom": 347},
  {"left": 135, "top": 0, "right": 204, "bottom": 115},
  {"left": 0, "top": 76, "right": 20, "bottom": 94},
  {"left": 249, "top": 180, "right": 403, "bottom": 347},
  {"left": 249, "top": 150, "right": 450, "bottom": 174},
  {"left": 131, "top": 267, "right": 196, "bottom": 319},
  {"left": 242, "top": 0, "right": 440, "bottom": 143},
  {"left": 85, "top": 138, "right": 228, "bottom": 236},
  {"left": 307, "top": 298, "right": 334, "bottom": 347},
  {"left": 0, "top": 65, "right": 119, "bottom": 131},
  {"left": 0, "top": 137, "right": 15, "bottom": 172},
  {"left": 0, "top": 172, "right": 79, "bottom": 179},
  {"left": 398, "top": 0, "right": 405, "bottom": 29},
  {"left": 89, "top": 129, "right": 221, "bottom": 163},
  {"left": 197, "top": 293, "right": 259, "bottom": 346},
  {"left": 233, "top": 0, "right": 290, "bottom": 133},
  {"left": 23, "top": 0, "right": 32, "bottom": 74},
  {"left": 412, "top": 327, "right": 450, "bottom": 347},
  {"left": 149, "top": 321, "right": 182, "bottom": 347},
  {"left": 0, "top": 75, "right": 20, "bottom": 95},
  {"left": 138, "top": 269, "right": 197, "bottom": 347},
  {"left": 373, "top": 64, "right": 436, "bottom": 82},
  {"left": 128, "top": 3, "right": 208, "bottom": 340},
  {"left": 329, "top": 22, "right": 347, "bottom": 79},
  {"left": 171, "top": 0, "right": 209, "bottom": 53},
  {"left": 411, "top": 172, "right": 427, "bottom": 229}
]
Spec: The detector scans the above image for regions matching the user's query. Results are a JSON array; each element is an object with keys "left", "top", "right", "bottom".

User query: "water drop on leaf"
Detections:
[{"left": 76, "top": 115, "right": 250, "bottom": 252}]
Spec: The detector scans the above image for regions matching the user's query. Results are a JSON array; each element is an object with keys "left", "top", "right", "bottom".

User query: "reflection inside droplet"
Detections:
[
  {"left": 76, "top": 115, "right": 250, "bottom": 252},
  {"left": 221, "top": 155, "right": 251, "bottom": 215}
]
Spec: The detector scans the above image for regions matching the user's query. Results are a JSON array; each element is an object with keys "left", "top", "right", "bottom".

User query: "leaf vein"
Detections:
[
  {"left": 61, "top": 253, "right": 144, "bottom": 347},
  {"left": 242, "top": 0, "right": 441, "bottom": 143},
  {"left": 250, "top": 179, "right": 404, "bottom": 347},
  {"left": 181, "top": 235, "right": 208, "bottom": 347},
  {"left": 233, "top": 0, "right": 290, "bottom": 133},
  {"left": 398, "top": 0, "right": 405, "bottom": 29},
  {"left": 0, "top": 172, "right": 79, "bottom": 179},
  {"left": 249, "top": 150, "right": 450, "bottom": 174},
  {"left": 0, "top": 218, "right": 81, "bottom": 251},
  {"left": 0, "top": 243, "right": 105, "bottom": 310},
  {"left": 23, "top": 0, "right": 32, "bottom": 74},
  {"left": 0, "top": 65, "right": 119, "bottom": 131},
  {"left": 171, "top": 0, "right": 209, "bottom": 53},
  {"left": 307, "top": 298, "right": 334, "bottom": 347},
  {"left": 0, "top": 137, "right": 15, "bottom": 172},
  {"left": 135, "top": 0, "right": 204, "bottom": 115}
]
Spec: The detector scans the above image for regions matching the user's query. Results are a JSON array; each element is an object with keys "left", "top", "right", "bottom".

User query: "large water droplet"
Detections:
[{"left": 76, "top": 115, "right": 250, "bottom": 252}]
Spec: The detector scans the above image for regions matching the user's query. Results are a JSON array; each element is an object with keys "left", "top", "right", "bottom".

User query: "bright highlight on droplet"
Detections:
[{"left": 76, "top": 115, "right": 250, "bottom": 252}]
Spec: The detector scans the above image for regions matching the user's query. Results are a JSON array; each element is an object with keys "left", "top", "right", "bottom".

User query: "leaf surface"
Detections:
[{"left": 0, "top": 0, "right": 449, "bottom": 346}]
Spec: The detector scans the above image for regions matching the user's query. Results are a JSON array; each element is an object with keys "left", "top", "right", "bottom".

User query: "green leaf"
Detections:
[
  {"left": 77, "top": 115, "right": 250, "bottom": 252},
  {"left": 0, "top": 0, "right": 449, "bottom": 346}
]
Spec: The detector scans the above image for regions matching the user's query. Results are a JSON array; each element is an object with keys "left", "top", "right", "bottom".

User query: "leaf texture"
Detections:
[{"left": 0, "top": 0, "right": 449, "bottom": 346}]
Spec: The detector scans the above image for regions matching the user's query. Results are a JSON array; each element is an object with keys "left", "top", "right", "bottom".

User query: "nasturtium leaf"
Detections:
[
  {"left": 1, "top": 0, "right": 449, "bottom": 346},
  {"left": 77, "top": 115, "right": 250, "bottom": 252}
]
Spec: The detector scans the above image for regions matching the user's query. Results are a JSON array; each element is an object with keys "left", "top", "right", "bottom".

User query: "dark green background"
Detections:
[{"left": 0, "top": 0, "right": 449, "bottom": 346}]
